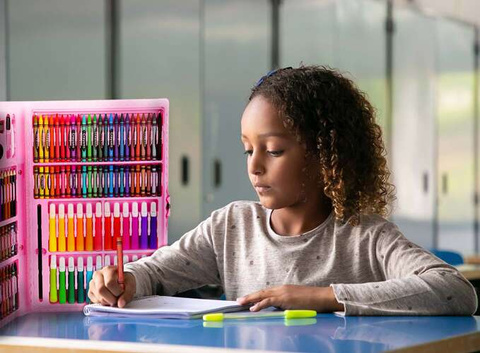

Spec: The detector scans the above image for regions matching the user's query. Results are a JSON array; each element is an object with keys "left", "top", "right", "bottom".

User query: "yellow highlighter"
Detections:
[
  {"left": 49, "top": 204, "right": 57, "bottom": 252},
  {"left": 203, "top": 310, "right": 317, "bottom": 322}
]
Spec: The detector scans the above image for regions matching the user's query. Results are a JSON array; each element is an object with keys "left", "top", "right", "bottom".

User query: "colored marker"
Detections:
[
  {"left": 122, "top": 202, "right": 130, "bottom": 250},
  {"left": 149, "top": 202, "right": 157, "bottom": 249},
  {"left": 85, "top": 203, "right": 93, "bottom": 251},
  {"left": 58, "top": 257, "right": 66, "bottom": 304},
  {"left": 131, "top": 202, "right": 139, "bottom": 250},
  {"left": 113, "top": 203, "right": 121, "bottom": 247},
  {"left": 58, "top": 204, "right": 66, "bottom": 252},
  {"left": 77, "top": 257, "right": 85, "bottom": 303},
  {"left": 140, "top": 202, "right": 148, "bottom": 249},
  {"left": 49, "top": 255, "right": 58, "bottom": 303},
  {"left": 67, "top": 257, "right": 75, "bottom": 303},
  {"left": 76, "top": 204, "right": 84, "bottom": 251},
  {"left": 104, "top": 255, "right": 111, "bottom": 267},
  {"left": 95, "top": 255, "right": 103, "bottom": 271},
  {"left": 67, "top": 204, "right": 75, "bottom": 252},
  {"left": 104, "top": 202, "right": 112, "bottom": 250},
  {"left": 86, "top": 256, "right": 93, "bottom": 303},
  {"left": 94, "top": 202, "right": 102, "bottom": 251},
  {"left": 49, "top": 204, "right": 57, "bottom": 252}
]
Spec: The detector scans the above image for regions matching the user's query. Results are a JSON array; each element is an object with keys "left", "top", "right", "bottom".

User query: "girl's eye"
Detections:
[
  {"left": 244, "top": 150, "right": 253, "bottom": 156},
  {"left": 268, "top": 150, "right": 284, "bottom": 157}
]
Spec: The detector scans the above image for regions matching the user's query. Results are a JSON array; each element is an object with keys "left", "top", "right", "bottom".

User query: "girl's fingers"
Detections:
[
  {"left": 93, "top": 270, "right": 118, "bottom": 306},
  {"left": 237, "top": 289, "right": 271, "bottom": 305},
  {"left": 250, "top": 298, "right": 274, "bottom": 312},
  {"left": 103, "top": 266, "right": 123, "bottom": 297},
  {"left": 118, "top": 274, "right": 136, "bottom": 308}
]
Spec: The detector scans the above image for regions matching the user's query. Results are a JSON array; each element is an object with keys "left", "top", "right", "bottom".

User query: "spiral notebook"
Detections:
[{"left": 83, "top": 295, "right": 249, "bottom": 319}]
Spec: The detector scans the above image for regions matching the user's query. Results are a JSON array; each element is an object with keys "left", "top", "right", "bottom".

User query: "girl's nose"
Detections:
[{"left": 248, "top": 153, "right": 264, "bottom": 175}]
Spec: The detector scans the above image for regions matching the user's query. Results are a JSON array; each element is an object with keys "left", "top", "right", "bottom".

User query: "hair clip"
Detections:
[{"left": 254, "top": 67, "right": 292, "bottom": 88}]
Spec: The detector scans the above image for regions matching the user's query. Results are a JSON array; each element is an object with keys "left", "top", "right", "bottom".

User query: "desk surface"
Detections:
[{"left": 0, "top": 312, "right": 479, "bottom": 353}]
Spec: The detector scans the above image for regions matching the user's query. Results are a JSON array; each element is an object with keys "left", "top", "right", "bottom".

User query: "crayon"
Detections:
[
  {"left": 108, "top": 113, "right": 115, "bottom": 161},
  {"left": 33, "top": 115, "right": 39, "bottom": 162},
  {"left": 44, "top": 115, "right": 50, "bottom": 162},
  {"left": 44, "top": 167, "right": 50, "bottom": 198},
  {"left": 81, "top": 114, "right": 87, "bottom": 161},
  {"left": 92, "top": 114, "right": 98, "bottom": 161},
  {"left": 82, "top": 166, "right": 87, "bottom": 198},
  {"left": 125, "top": 113, "right": 130, "bottom": 161},
  {"left": 64, "top": 115, "right": 71, "bottom": 161},
  {"left": 87, "top": 166, "right": 93, "bottom": 198},
  {"left": 34, "top": 167, "right": 39, "bottom": 198},
  {"left": 135, "top": 113, "right": 141, "bottom": 160},
  {"left": 119, "top": 113, "right": 125, "bottom": 161},
  {"left": 98, "top": 113, "right": 104, "bottom": 161},
  {"left": 114, "top": 113, "right": 120, "bottom": 161},
  {"left": 59, "top": 115, "right": 66, "bottom": 161},
  {"left": 56, "top": 114, "right": 61, "bottom": 161},
  {"left": 146, "top": 113, "right": 152, "bottom": 160},
  {"left": 103, "top": 114, "right": 109, "bottom": 161},
  {"left": 76, "top": 114, "right": 82, "bottom": 161},
  {"left": 39, "top": 115, "right": 44, "bottom": 163},
  {"left": 87, "top": 114, "right": 92, "bottom": 161},
  {"left": 70, "top": 115, "right": 77, "bottom": 161}
]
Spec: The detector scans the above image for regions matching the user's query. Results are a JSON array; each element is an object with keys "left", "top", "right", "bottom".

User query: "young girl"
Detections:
[{"left": 89, "top": 66, "right": 477, "bottom": 315}]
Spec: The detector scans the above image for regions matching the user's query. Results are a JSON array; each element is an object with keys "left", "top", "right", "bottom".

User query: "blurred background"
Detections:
[{"left": 0, "top": 0, "right": 479, "bottom": 258}]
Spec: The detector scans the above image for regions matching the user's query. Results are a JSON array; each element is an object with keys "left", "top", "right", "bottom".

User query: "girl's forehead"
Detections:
[{"left": 241, "top": 97, "right": 287, "bottom": 136}]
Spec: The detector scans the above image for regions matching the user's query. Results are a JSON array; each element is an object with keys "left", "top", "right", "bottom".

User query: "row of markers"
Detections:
[
  {"left": 34, "top": 164, "right": 161, "bottom": 199},
  {"left": 33, "top": 113, "right": 162, "bottom": 163},
  {"left": 0, "top": 223, "right": 17, "bottom": 263},
  {"left": 49, "top": 202, "right": 158, "bottom": 252},
  {"left": 0, "top": 263, "right": 18, "bottom": 318},
  {"left": 0, "top": 169, "right": 17, "bottom": 221},
  {"left": 49, "top": 255, "right": 143, "bottom": 304}
]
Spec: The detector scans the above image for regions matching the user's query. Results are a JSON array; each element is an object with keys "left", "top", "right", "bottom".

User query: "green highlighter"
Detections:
[{"left": 203, "top": 310, "right": 317, "bottom": 322}]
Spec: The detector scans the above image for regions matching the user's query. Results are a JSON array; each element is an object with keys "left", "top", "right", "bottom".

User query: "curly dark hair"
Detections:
[{"left": 249, "top": 65, "right": 395, "bottom": 225}]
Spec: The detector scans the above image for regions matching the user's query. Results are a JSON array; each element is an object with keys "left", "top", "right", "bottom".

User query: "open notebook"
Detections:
[{"left": 83, "top": 295, "right": 250, "bottom": 319}]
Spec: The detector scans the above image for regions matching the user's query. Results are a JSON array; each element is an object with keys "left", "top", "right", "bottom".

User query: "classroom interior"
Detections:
[{"left": 1, "top": 0, "right": 480, "bottom": 343}]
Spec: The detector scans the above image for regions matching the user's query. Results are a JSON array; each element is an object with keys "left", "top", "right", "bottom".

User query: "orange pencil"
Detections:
[{"left": 116, "top": 237, "right": 125, "bottom": 291}]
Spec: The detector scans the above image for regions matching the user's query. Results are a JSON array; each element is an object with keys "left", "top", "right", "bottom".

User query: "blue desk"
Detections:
[{"left": 0, "top": 312, "right": 479, "bottom": 352}]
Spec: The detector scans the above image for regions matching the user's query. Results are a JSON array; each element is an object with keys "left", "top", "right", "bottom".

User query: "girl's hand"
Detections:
[
  {"left": 88, "top": 266, "right": 136, "bottom": 308},
  {"left": 236, "top": 285, "right": 344, "bottom": 312}
]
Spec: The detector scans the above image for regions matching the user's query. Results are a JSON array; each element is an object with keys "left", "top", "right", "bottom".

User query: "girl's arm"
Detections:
[
  {"left": 123, "top": 216, "right": 221, "bottom": 298},
  {"left": 330, "top": 226, "right": 477, "bottom": 315}
]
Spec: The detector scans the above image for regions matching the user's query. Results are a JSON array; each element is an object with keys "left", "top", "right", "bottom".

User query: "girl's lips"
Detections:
[{"left": 255, "top": 186, "right": 271, "bottom": 194}]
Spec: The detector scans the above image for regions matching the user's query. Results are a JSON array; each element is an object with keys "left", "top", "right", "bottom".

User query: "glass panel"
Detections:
[
  {"left": 334, "top": 0, "right": 387, "bottom": 133},
  {"left": 281, "top": 0, "right": 336, "bottom": 67},
  {"left": 202, "top": 0, "right": 269, "bottom": 217},
  {"left": 390, "top": 7, "right": 436, "bottom": 248},
  {"left": 436, "top": 19, "right": 475, "bottom": 255},
  {"left": 8, "top": 0, "right": 106, "bottom": 100},
  {"left": 119, "top": 0, "right": 201, "bottom": 244}
]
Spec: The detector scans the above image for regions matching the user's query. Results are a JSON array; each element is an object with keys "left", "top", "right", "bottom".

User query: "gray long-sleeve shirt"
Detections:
[{"left": 124, "top": 201, "right": 477, "bottom": 315}]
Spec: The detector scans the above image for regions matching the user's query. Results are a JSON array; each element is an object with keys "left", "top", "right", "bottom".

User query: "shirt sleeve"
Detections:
[
  {"left": 124, "top": 216, "right": 221, "bottom": 298},
  {"left": 331, "top": 224, "right": 478, "bottom": 316}
]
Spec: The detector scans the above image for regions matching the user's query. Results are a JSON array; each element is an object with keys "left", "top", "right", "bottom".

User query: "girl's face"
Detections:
[{"left": 241, "top": 96, "right": 322, "bottom": 210}]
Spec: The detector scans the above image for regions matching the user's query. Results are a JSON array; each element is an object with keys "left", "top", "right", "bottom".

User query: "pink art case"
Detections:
[{"left": 0, "top": 99, "right": 170, "bottom": 327}]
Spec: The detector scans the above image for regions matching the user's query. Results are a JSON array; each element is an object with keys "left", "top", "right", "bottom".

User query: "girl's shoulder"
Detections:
[{"left": 340, "top": 213, "right": 401, "bottom": 240}]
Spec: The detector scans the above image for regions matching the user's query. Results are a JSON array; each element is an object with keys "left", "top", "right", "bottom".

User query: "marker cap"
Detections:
[
  {"left": 114, "top": 203, "right": 120, "bottom": 217},
  {"left": 58, "top": 204, "right": 65, "bottom": 218},
  {"left": 50, "top": 204, "right": 56, "bottom": 218},
  {"left": 50, "top": 255, "right": 57, "bottom": 269},
  {"left": 123, "top": 202, "right": 129, "bottom": 217},
  {"left": 105, "top": 202, "right": 111, "bottom": 217},
  {"left": 95, "top": 202, "right": 102, "bottom": 218},
  {"left": 86, "top": 256, "right": 93, "bottom": 271},
  {"left": 132, "top": 202, "right": 138, "bottom": 217},
  {"left": 141, "top": 202, "right": 148, "bottom": 217},
  {"left": 77, "top": 203, "right": 83, "bottom": 217},
  {"left": 104, "top": 255, "right": 111, "bottom": 267},
  {"left": 59, "top": 257, "right": 66, "bottom": 271},
  {"left": 68, "top": 257, "right": 75, "bottom": 271},
  {"left": 86, "top": 203, "right": 93, "bottom": 218},
  {"left": 96, "top": 255, "right": 103, "bottom": 271},
  {"left": 68, "top": 204, "right": 74, "bottom": 218},
  {"left": 150, "top": 202, "right": 157, "bottom": 216},
  {"left": 77, "top": 257, "right": 84, "bottom": 271}
]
